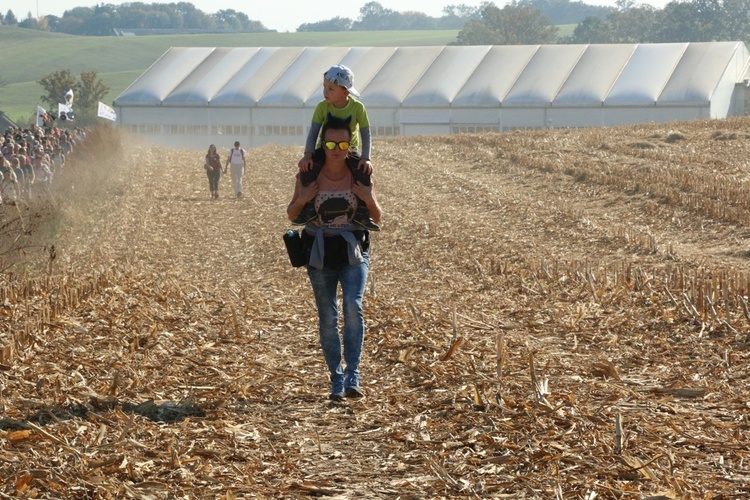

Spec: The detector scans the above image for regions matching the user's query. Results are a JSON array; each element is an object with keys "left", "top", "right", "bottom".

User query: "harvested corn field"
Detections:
[{"left": 2, "top": 118, "right": 750, "bottom": 498}]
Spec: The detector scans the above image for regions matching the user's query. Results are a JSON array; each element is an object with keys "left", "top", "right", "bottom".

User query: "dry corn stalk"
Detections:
[
  {"left": 496, "top": 332, "right": 506, "bottom": 381},
  {"left": 614, "top": 413, "right": 623, "bottom": 454},
  {"left": 529, "top": 352, "right": 550, "bottom": 407}
]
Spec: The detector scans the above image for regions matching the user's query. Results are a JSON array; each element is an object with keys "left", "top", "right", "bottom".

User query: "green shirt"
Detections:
[{"left": 311, "top": 98, "right": 370, "bottom": 151}]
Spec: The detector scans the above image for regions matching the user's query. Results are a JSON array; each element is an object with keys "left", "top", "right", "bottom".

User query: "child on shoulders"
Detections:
[{"left": 294, "top": 65, "right": 378, "bottom": 231}]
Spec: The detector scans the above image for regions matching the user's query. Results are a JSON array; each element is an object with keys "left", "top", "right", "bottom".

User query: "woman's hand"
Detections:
[
  {"left": 299, "top": 179, "right": 318, "bottom": 203},
  {"left": 287, "top": 176, "right": 319, "bottom": 222},
  {"left": 352, "top": 176, "right": 382, "bottom": 225},
  {"left": 352, "top": 177, "right": 374, "bottom": 203}
]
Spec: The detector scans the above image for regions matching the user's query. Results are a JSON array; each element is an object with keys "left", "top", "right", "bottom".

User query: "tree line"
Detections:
[
  {"left": 1, "top": 0, "right": 748, "bottom": 43},
  {"left": 0, "top": 0, "right": 604, "bottom": 35},
  {"left": 2, "top": 2, "right": 266, "bottom": 35},
  {"left": 465, "top": 0, "right": 750, "bottom": 45}
]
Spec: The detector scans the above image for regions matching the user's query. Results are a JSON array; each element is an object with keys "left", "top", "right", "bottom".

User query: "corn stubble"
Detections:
[{"left": 1, "top": 118, "right": 750, "bottom": 497}]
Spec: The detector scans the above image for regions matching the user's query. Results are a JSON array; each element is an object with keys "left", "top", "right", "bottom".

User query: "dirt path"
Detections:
[{"left": 3, "top": 118, "right": 750, "bottom": 497}]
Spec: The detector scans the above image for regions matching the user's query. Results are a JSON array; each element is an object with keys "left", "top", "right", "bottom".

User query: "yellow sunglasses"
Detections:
[{"left": 323, "top": 141, "right": 350, "bottom": 151}]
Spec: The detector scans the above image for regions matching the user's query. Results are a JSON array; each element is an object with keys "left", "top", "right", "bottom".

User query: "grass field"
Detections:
[
  {"left": 557, "top": 23, "right": 575, "bottom": 37},
  {"left": 0, "top": 26, "right": 461, "bottom": 123}
]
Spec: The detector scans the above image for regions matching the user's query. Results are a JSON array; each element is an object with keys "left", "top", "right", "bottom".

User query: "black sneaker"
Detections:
[
  {"left": 345, "top": 386, "right": 364, "bottom": 398},
  {"left": 354, "top": 215, "right": 380, "bottom": 231},
  {"left": 293, "top": 203, "right": 317, "bottom": 226},
  {"left": 329, "top": 391, "right": 345, "bottom": 402}
]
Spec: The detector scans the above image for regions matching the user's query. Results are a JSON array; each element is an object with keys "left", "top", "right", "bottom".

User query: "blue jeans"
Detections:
[{"left": 307, "top": 251, "right": 369, "bottom": 393}]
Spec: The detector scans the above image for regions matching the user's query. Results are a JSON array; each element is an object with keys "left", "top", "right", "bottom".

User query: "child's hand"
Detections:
[
  {"left": 298, "top": 156, "right": 313, "bottom": 172},
  {"left": 358, "top": 158, "right": 373, "bottom": 176}
]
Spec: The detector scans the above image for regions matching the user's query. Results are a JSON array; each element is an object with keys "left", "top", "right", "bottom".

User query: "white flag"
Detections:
[
  {"left": 37, "top": 106, "right": 47, "bottom": 127},
  {"left": 64, "top": 88, "right": 74, "bottom": 106},
  {"left": 97, "top": 102, "right": 117, "bottom": 121}
]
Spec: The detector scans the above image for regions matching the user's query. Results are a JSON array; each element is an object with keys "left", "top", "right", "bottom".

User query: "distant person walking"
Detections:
[
  {"left": 204, "top": 144, "right": 222, "bottom": 199},
  {"left": 224, "top": 141, "right": 246, "bottom": 198}
]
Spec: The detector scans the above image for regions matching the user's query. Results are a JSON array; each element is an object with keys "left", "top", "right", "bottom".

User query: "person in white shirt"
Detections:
[{"left": 224, "top": 141, "right": 246, "bottom": 198}]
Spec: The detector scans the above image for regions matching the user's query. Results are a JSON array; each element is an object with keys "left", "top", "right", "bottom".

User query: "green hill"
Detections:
[{"left": 0, "top": 26, "right": 460, "bottom": 124}]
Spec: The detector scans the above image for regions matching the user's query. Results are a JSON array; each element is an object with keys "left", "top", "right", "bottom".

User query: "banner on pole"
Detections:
[
  {"left": 97, "top": 102, "right": 117, "bottom": 121},
  {"left": 37, "top": 106, "right": 47, "bottom": 127}
]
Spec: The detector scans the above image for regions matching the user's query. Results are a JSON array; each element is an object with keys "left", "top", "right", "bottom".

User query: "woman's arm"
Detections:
[{"left": 352, "top": 176, "right": 382, "bottom": 225}]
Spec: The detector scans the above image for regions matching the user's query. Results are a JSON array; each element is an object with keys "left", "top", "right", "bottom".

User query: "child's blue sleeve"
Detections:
[
  {"left": 305, "top": 122, "right": 322, "bottom": 153},
  {"left": 360, "top": 126, "right": 371, "bottom": 160}
]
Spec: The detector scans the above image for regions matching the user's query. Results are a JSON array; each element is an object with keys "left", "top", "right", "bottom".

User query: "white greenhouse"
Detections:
[{"left": 113, "top": 42, "right": 750, "bottom": 149}]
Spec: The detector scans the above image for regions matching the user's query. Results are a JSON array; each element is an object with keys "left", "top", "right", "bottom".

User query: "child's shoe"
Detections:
[
  {"left": 353, "top": 206, "right": 380, "bottom": 231},
  {"left": 293, "top": 202, "right": 317, "bottom": 225}
]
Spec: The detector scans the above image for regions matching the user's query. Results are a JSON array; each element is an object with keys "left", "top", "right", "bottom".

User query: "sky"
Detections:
[{"left": 6, "top": 0, "right": 674, "bottom": 33}]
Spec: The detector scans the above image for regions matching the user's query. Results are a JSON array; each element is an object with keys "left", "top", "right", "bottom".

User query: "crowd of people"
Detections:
[{"left": 0, "top": 124, "right": 85, "bottom": 205}]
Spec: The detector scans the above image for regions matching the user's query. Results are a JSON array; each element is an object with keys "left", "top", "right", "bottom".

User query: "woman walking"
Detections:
[
  {"left": 205, "top": 144, "right": 222, "bottom": 199},
  {"left": 286, "top": 116, "right": 383, "bottom": 401}
]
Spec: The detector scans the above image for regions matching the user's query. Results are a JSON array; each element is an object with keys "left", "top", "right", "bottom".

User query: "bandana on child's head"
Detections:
[{"left": 324, "top": 65, "right": 360, "bottom": 98}]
